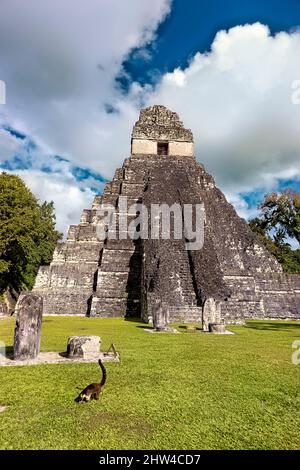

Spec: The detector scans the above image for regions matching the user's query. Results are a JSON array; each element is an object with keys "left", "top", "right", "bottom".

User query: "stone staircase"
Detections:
[{"left": 89, "top": 164, "right": 144, "bottom": 317}]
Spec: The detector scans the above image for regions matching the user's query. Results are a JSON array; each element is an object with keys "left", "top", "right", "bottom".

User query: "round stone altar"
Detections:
[
  {"left": 208, "top": 323, "right": 234, "bottom": 335},
  {"left": 66, "top": 335, "right": 100, "bottom": 359}
]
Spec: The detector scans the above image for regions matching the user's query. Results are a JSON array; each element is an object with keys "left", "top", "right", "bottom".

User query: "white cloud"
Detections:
[
  {"left": 148, "top": 23, "right": 300, "bottom": 204},
  {"left": 0, "top": 0, "right": 170, "bottom": 230},
  {"left": 0, "top": 129, "right": 23, "bottom": 161},
  {"left": 1, "top": 13, "right": 300, "bottom": 230},
  {"left": 223, "top": 191, "right": 259, "bottom": 221},
  {"left": 0, "top": 0, "right": 171, "bottom": 175}
]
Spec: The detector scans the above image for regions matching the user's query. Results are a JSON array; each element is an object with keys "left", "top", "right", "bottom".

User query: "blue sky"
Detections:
[
  {"left": 122, "top": 0, "right": 300, "bottom": 86},
  {"left": 0, "top": 0, "right": 300, "bottom": 236}
]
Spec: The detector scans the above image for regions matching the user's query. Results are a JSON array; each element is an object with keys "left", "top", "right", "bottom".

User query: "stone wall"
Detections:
[
  {"left": 222, "top": 273, "right": 300, "bottom": 322},
  {"left": 132, "top": 105, "right": 193, "bottom": 142},
  {"left": 131, "top": 139, "right": 157, "bottom": 155},
  {"left": 131, "top": 138, "right": 194, "bottom": 157},
  {"left": 33, "top": 217, "right": 103, "bottom": 315}
]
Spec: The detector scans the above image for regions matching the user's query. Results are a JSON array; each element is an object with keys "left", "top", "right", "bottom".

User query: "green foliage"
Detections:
[
  {"left": 0, "top": 316, "right": 299, "bottom": 449},
  {"left": 249, "top": 189, "right": 300, "bottom": 274},
  {"left": 259, "top": 189, "right": 300, "bottom": 244},
  {"left": 0, "top": 172, "right": 62, "bottom": 294}
]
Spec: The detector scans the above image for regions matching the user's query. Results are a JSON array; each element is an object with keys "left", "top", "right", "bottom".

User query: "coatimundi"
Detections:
[{"left": 75, "top": 359, "right": 106, "bottom": 402}]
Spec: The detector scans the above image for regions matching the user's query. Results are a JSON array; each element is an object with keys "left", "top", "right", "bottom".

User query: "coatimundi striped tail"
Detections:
[{"left": 75, "top": 359, "right": 106, "bottom": 402}]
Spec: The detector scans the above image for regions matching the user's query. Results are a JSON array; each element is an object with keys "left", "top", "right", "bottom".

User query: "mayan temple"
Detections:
[{"left": 33, "top": 105, "right": 300, "bottom": 322}]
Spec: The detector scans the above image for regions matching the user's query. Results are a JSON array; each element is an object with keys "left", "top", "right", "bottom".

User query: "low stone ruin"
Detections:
[
  {"left": 208, "top": 323, "right": 232, "bottom": 334},
  {"left": 67, "top": 335, "right": 100, "bottom": 359}
]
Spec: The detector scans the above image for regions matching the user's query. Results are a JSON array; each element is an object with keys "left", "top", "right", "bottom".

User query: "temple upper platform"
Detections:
[{"left": 131, "top": 105, "right": 194, "bottom": 157}]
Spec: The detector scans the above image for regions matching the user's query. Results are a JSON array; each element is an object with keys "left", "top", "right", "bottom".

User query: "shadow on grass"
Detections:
[
  {"left": 135, "top": 324, "right": 203, "bottom": 334},
  {"left": 2, "top": 345, "right": 14, "bottom": 358},
  {"left": 246, "top": 321, "right": 300, "bottom": 332},
  {"left": 177, "top": 325, "right": 202, "bottom": 332},
  {"left": 5, "top": 346, "right": 13, "bottom": 356},
  {"left": 124, "top": 317, "right": 146, "bottom": 326}
]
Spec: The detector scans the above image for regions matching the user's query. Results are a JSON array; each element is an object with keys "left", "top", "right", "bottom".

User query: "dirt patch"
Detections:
[{"left": 0, "top": 405, "right": 8, "bottom": 413}]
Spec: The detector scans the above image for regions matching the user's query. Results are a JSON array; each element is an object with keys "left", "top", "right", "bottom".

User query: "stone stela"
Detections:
[
  {"left": 30, "top": 105, "right": 299, "bottom": 325},
  {"left": 13, "top": 293, "right": 43, "bottom": 360}
]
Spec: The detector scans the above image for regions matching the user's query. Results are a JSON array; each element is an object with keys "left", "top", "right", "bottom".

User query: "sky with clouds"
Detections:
[{"left": 0, "top": 0, "right": 300, "bottom": 235}]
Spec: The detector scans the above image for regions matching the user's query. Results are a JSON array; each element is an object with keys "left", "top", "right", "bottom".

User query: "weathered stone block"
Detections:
[
  {"left": 208, "top": 323, "right": 227, "bottom": 333},
  {"left": 202, "top": 298, "right": 222, "bottom": 332},
  {"left": 67, "top": 335, "right": 100, "bottom": 359},
  {"left": 13, "top": 293, "right": 43, "bottom": 360},
  {"left": 152, "top": 300, "right": 168, "bottom": 331}
]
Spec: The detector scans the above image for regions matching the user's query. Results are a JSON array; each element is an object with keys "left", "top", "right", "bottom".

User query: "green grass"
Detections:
[{"left": 0, "top": 316, "right": 299, "bottom": 450}]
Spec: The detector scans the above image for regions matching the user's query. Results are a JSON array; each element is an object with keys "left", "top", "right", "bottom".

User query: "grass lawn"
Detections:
[{"left": 0, "top": 316, "right": 299, "bottom": 450}]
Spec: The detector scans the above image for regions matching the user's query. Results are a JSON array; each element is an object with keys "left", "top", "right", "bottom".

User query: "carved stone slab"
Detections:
[
  {"left": 14, "top": 293, "right": 43, "bottom": 360},
  {"left": 67, "top": 335, "right": 100, "bottom": 359}
]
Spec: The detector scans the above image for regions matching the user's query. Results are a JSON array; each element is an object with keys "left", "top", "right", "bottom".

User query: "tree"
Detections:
[
  {"left": 0, "top": 172, "right": 62, "bottom": 295},
  {"left": 249, "top": 189, "right": 300, "bottom": 274},
  {"left": 257, "top": 190, "right": 300, "bottom": 244}
]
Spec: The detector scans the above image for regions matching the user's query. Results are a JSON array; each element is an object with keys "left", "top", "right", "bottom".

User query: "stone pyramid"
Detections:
[{"left": 33, "top": 105, "right": 300, "bottom": 322}]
